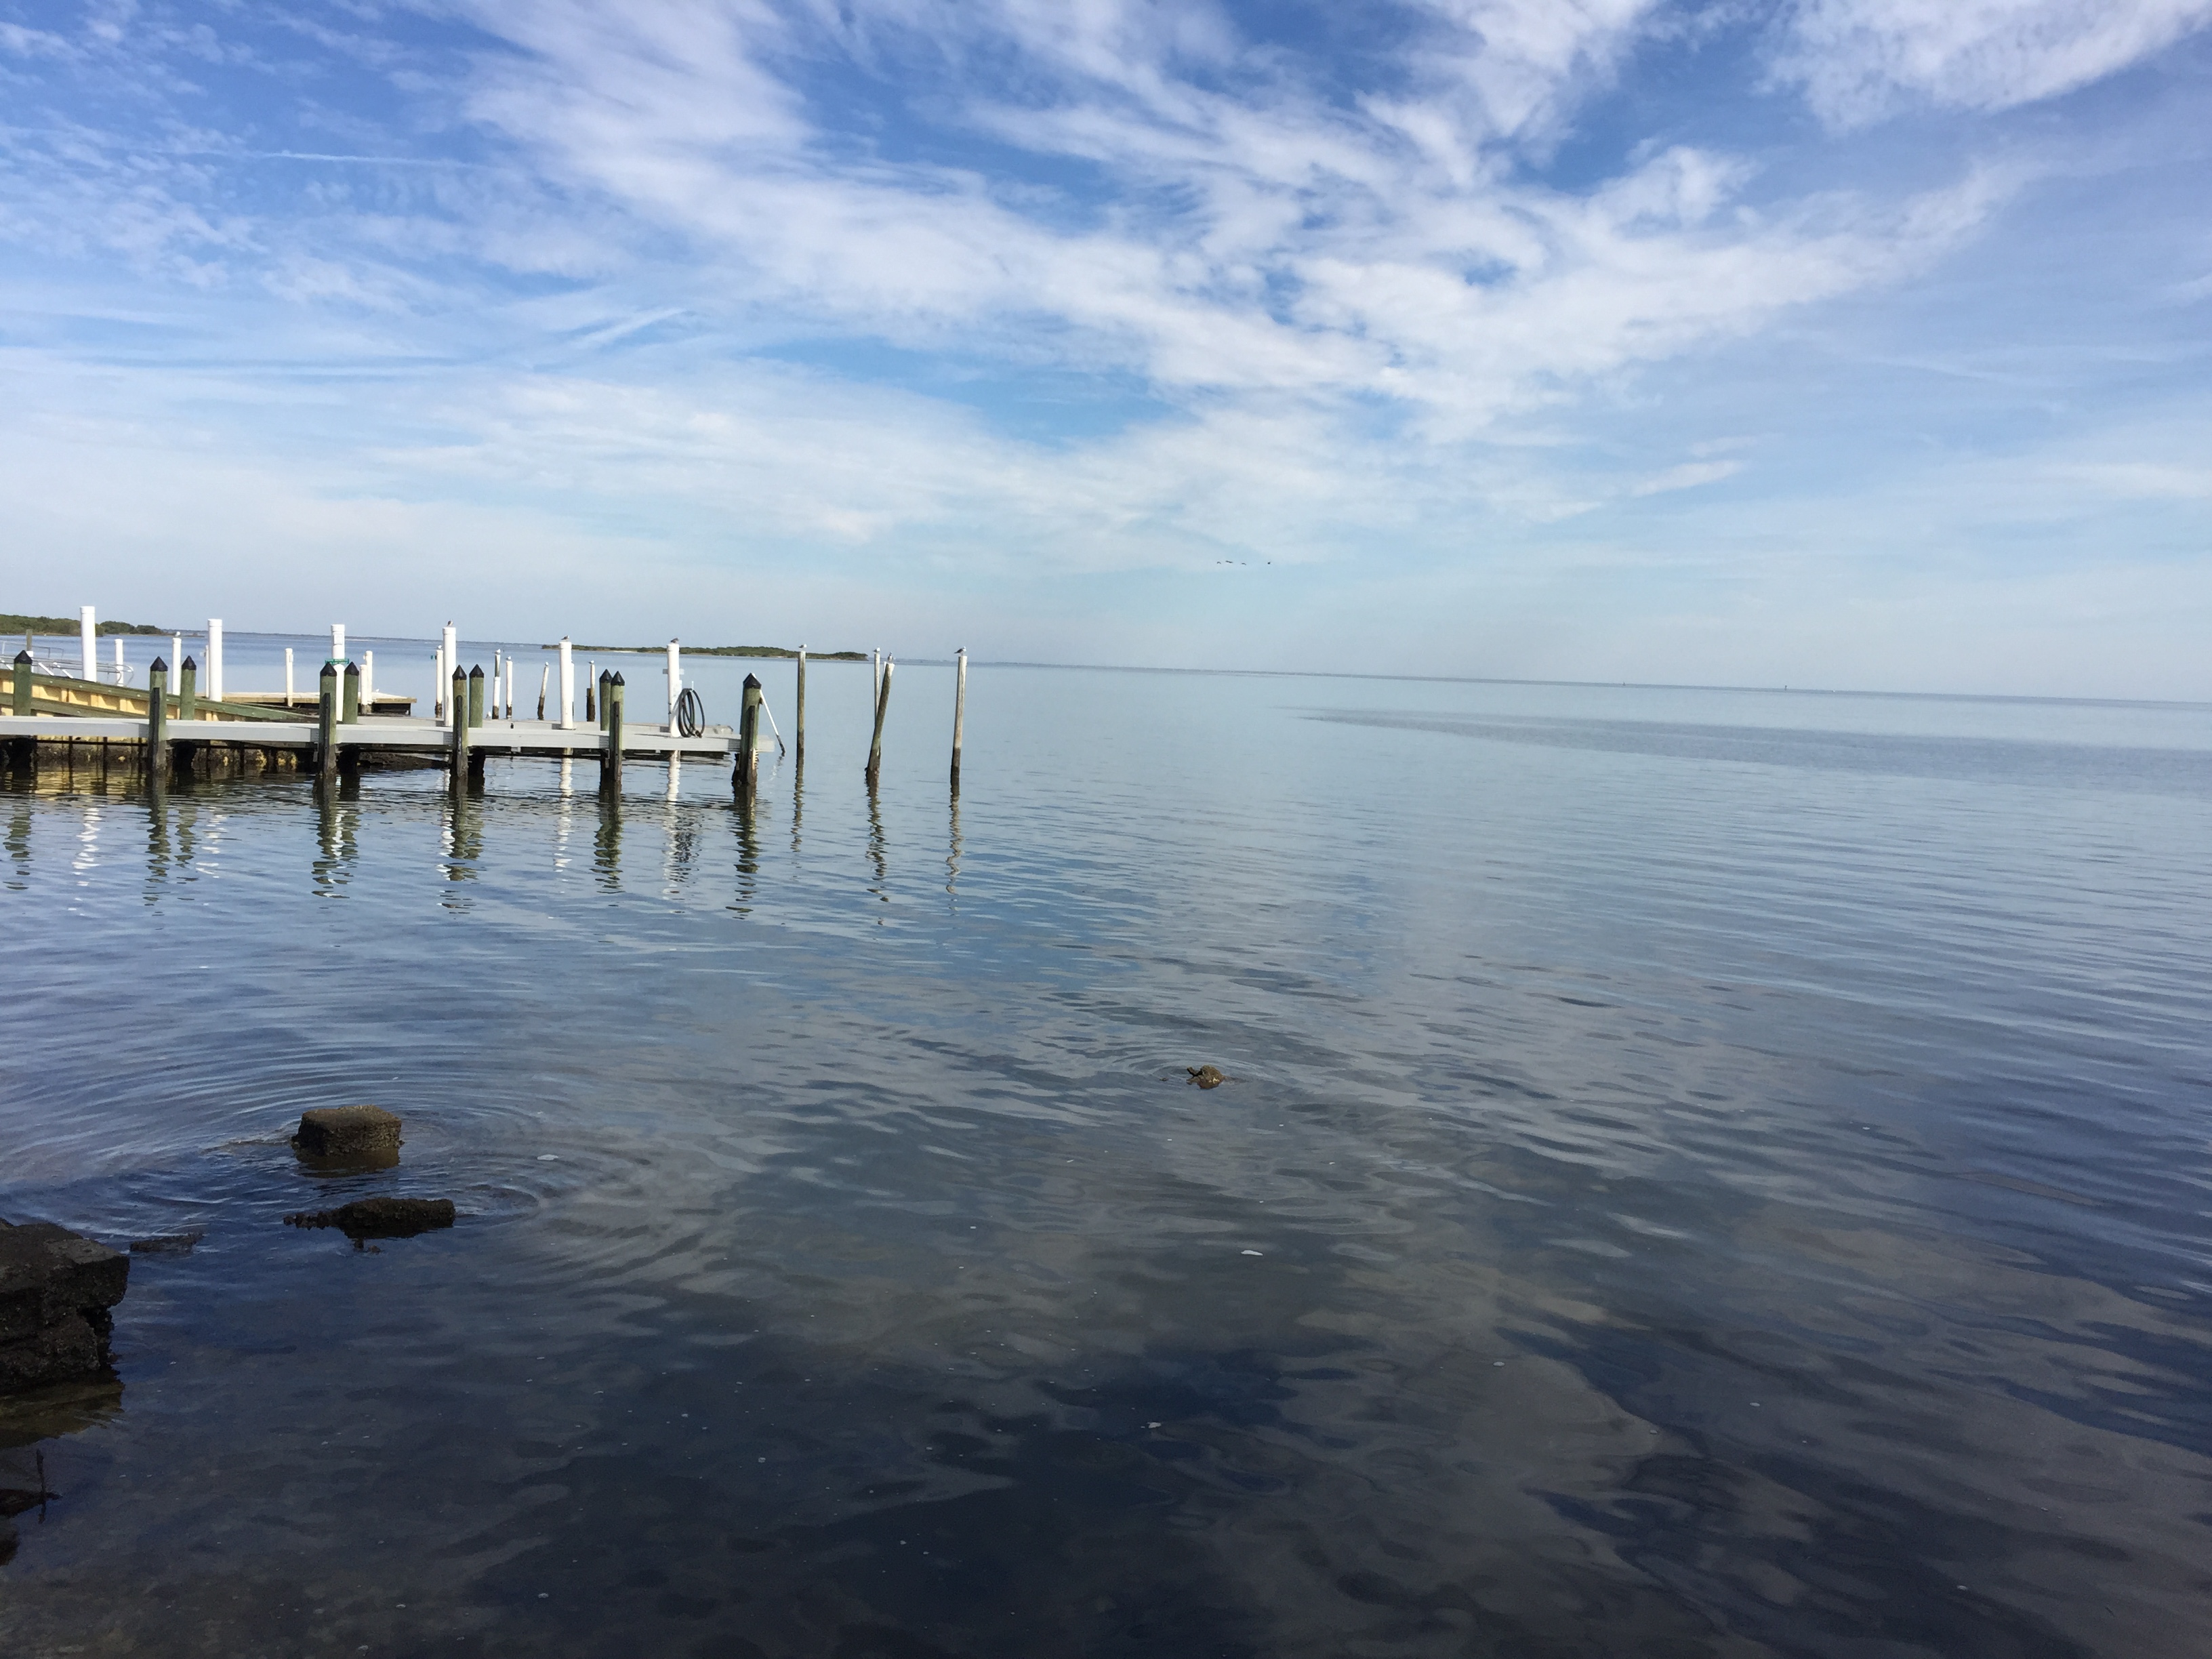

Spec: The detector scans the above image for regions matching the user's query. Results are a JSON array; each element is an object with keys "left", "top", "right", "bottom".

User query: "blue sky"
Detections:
[{"left": 3, "top": 1, "right": 2208, "bottom": 695}]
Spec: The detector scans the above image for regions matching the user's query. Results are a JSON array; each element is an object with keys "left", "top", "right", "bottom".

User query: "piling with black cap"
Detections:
[
  {"left": 468, "top": 665, "right": 485, "bottom": 729},
  {"left": 449, "top": 665, "right": 469, "bottom": 787},
  {"left": 11, "top": 648, "right": 30, "bottom": 716},
  {"left": 316, "top": 661, "right": 340, "bottom": 779},
  {"left": 178, "top": 656, "right": 198, "bottom": 723},
  {"left": 342, "top": 661, "right": 361, "bottom": 724}
]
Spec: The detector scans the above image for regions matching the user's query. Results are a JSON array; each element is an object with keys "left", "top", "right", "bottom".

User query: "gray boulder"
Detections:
[{"left": 0, "top": 1221, "right": 129, "bottom": 1393}]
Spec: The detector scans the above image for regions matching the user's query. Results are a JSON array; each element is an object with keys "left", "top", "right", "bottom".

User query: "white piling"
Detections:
[
  {"left": 432, "top": 645, "right": 443, "bottom": 717},
  {"left": 171, "top": 634, "right": 183, "bottom": 685},
  {"left": 112, "top": 635, "right": 125, "bottom": 684},
  {"left": 666, "top": 638, "right": 681, "bottom": 730},
  {"left": 286, "top": 647, "right": 296, "bottom": 707},
  {"left": 536, "top": 661, "right": 548, "bottom": 721},
  {"left": 505, "top": 656, "right": 515, "bottom": 721},
  {"left": 207, "top": 618, "right": 224, "bottom": 701},
  {"left": 331, "top": 623, "right": 345, "bottom": 668},
  {"left": 364, "top": 649, "right": 375, "bottom": 708},
  {"left": 79, "top": 606, "right": 95, "bottom": 682},
  {"left": 558, "top": 638, "right": 574, "bottom": 729},
  {"left": 493, "top": 649, "right": 504, "bottom": 718}
]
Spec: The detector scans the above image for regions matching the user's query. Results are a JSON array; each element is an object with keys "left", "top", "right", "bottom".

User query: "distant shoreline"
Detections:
[{"left": 4, "top": 610, "right": 168, "bottom": 637}]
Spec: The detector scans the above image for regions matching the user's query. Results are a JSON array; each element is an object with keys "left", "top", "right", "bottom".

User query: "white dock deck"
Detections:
[{"left": 0, "top": 713, "right": 752, "bottom": 758}]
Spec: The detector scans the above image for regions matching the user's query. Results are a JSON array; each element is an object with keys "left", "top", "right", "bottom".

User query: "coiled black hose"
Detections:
[{"left": 674, "top": 686, "right": 706, "bottom": 737}]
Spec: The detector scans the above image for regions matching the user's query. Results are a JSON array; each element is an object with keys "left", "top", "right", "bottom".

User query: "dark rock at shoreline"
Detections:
[
  {"left": 0, "top": 1221, "right": 129, "bottom": 1393},
  {"left": 284, "top": 1197, "right": 455, "bottom": 1239},
  {"left": 292, "top": 1105, "right": 403, "bottom": 1159}
]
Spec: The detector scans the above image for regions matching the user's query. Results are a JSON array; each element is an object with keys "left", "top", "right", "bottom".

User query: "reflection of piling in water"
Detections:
[
  {"left": 865, "top": 659, "right": 893, "bottom": 790},
  {"left": 946, "top": 791, "right": 962, "bottom": 897},
  {"left": 594, "top": 788, "right": 621, "bottom": 886}
]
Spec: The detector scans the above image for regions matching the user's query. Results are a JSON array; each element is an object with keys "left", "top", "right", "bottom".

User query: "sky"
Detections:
[{"left": 2, "top": 1, "right": 2209, "bottom": 696}]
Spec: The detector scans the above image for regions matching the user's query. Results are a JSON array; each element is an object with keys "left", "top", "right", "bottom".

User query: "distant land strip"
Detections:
[
  {"left": 5, "top": 611, "right": 169, "bottom": 636},
  {"left": 552, "top": 644, "right": 868, "bottom": 661}
]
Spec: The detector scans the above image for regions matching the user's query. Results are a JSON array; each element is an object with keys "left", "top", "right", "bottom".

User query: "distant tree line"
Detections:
[{"left": 3, "top": 611, "right": 169, "bottom": 636}]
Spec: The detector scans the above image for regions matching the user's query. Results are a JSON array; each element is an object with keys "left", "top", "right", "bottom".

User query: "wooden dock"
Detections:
[{"left": 0, "top": 712, "right": 748, "bottom": 761}]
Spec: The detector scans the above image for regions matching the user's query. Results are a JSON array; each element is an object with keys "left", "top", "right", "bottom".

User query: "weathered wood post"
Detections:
[
  {"left": 178, "top": 656, "right": 198, "bottom": 722},
  {"left": 317, "top": 662, "right": 339, "bottom": 781},
  {"left": 146, "top": 658, "right": 169, "bottom": 785},
  {"left": 468, "top": 665, "right": 485, "bottom": 729},
  {"left": 449, "top": 665, "right": 470, "bottom": 788},
  {"left": 865, "top": 658, "right": 893, "bottom": 790},
  {"left": 951, "top": 647, "right": 966, "bottom": 791},
  {"left": 794, "top": 645, "right": 806, "bottom": 764},
  {"left": 11, "top": 649, "right": 30, "bottom": 716},
  {"left": 537, "top": 663, "right": 549, "bottom": 721},
  {"left": 734, "top": 674, "right": 762, "bottom": 800},
  {"left": 342, "top": 661, "right": 361, "bottom": 724},
  {"left": 601, "top": 673, "right": 625, "bottom": 792},
  {"left": 595, "top": 669, "right": 609, "bottom": 729}
]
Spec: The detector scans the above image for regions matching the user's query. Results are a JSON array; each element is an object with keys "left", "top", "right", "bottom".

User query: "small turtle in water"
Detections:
[{"left": 1187, "top": 1065, "right": 1233, "bottom": 1089}]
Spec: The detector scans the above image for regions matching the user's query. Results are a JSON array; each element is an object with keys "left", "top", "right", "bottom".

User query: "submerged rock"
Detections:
[
  {"left": 1187, "top": 1065, "right": 1230, "bottom": 1089},
  {"left": 292, "top": 1105, "right": 403, "bottom": 1160},
  {"left": 0, "top": 1221, "right": 129, "bottom": 1393},
  {"left": 129, "top": 1233, "right": 203, "bottom": 1256},
  {"left": 283, "top": 1197, "right": 455, "bottom": 1239}
]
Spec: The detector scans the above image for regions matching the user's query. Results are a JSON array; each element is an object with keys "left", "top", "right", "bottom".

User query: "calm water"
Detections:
[{"left": 3, "top": 648, "right": 2209, "bottom": 1658}]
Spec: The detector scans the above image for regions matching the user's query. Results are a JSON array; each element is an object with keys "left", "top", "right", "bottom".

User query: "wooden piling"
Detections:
[
  {"left": 951, "top": 648, "right": 966, "bottom": 791},
  {"left": 11, "top": 649, "right": 30, "bottom": 716},
  {"left": 449, "top": 665, "right": 469, "bottom": 787},
  {"left": 178, "top": 657, "right": 198, "bottom": 723},
  {"left": 468, "top": 665, "right": 485, "bottom": 729},
  {"left": 602, "top": 673, "right": 625, "bottom": 792},
  {"left": 317, "top": 662, "right": 339, "bottom": 780},
  {"left": 865, "top": 658, "right": 893, "bottom": 790},
  {"left": 146, "top": 658, "right": 169, "bottom": 785},
  {"left": 794, "top": 645, "right": 806, "bottom": 763},
  {"left": 596, "top": 669, "right": 610, "bottom": 730},
  {"left": 342, "top": 661, "right": 361, "bottom": 724},
  {"left": 537, "top": 663, "right": 549, "bottom": 721},
  {"left": 735, "top": 674, "right": 762, "bottom": 800}
]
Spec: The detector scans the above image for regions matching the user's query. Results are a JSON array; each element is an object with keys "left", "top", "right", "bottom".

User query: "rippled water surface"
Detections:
[{"left": 4, "top": 651, "right": 2210, "bottom": 1658}]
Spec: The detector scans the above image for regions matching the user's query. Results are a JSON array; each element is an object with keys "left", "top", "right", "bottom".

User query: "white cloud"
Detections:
[{"left": 1778, "top": 0, "right": 2212, "bottom": 127}]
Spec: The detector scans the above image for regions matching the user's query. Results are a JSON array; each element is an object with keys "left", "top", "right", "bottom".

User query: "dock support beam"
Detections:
[
  {"left": 601, "top": 674, "right": 625, "bottom": 794},
  {"left": 734, "top": 674, "right": 762, "bottom": 802},
  {"left": 317, "top": 662, "right": 339, "bottom": 781},
  {"left": 146, "top": 659, "right": 169, "bottom": 787},
  {"left": 865, "top": 658, "right": 893, "bottom": 790},
  {"left": 951, "top": 648, "right": 966, "bottom": 792}
]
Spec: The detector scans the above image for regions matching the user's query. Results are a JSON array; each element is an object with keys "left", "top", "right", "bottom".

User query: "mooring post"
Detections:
[
  {"left": 794, "top": 645, "right": 806, "bottom": 764},
  {"left": 468, "top": 665, "right": 485, "bottom": 729},
  {"left": 951, "top": 648, "right": 966, "bottom": 790},
  {"left": 146, "top": 657, "right": 169, "bottom": 785},
  {"left": 596, "top": 668, "right": 609, "bottom": 730},
  {"left": 286, "top": 647, "right": 297, "bottom": 708},
  {"left": 342, "top": 661, "right": 361, "bottom": 724},
  {"left": 449, "top": 665, "right": 470, "bottom": 787},
  {"left": 735, "top": 673, "right": 762, "bottom": 800},
  {"left": 178, "top": 655, "right": 198, "bottom": 722},
  {"left": 537, "top": 663, "right": 549, "bottom": 722},
  {"left": 602, "top": 673, "right": 625, "bottom": 793},
  {"left": 558, "top": 638, "right": 574, "bottom": 729},
  {"left": 666, "top": 638, "right": 681, "bottom": 731},
  {"left": 317, "top": 662, "right": 339, "bottom": 780},
  {"left": 363, "top": 649, "right": 375, "bottom": 709},
  {"left": 505, "top": 655, "right": 516, "bottom": 722},
  {"left": 865, "top": 658, "right": 893, "bottom": 790},
  {"left": 11, "top": 649, "right": 30, "bottom": 716}
]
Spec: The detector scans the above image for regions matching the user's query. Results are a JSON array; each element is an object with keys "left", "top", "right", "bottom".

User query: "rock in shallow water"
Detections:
[
  {"left": 292, "top": 1105, "right": 403, "bottom": 1159},
  {"left": 0, "top": 1221, "right": 129, "bottom": 1393},
  {"left": 283, "top": 1197, "right": 455, "bottom": 1239}
]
